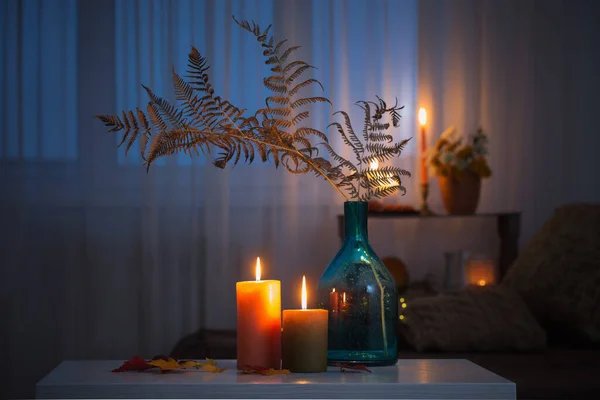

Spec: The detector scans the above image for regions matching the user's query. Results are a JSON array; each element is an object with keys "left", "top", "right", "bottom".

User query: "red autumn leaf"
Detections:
[
  {"left": 332, "top": 362, "right": 372, "bottom": 373},
  {"left": 112, "top": 356, "right": 153, "bottom": 372}
]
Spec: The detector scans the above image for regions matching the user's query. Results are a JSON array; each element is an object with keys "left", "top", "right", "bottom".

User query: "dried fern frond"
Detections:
[
  {"left": 325, "top": 99, "right": 412, "bottom": 201},
  {"left": 95, "top": 16, "right": 411, "bottom": 201}
]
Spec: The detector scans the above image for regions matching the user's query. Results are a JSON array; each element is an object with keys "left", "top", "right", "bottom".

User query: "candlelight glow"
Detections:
[
  {"left": 466, "top": 259, "right": 496, "bottom": 286},
  {"left": 332, "top": 288, "right": 335, "bottom": 293},
  {"left": 418, "top": 108, "right": 427, "bottom": 126},
  {"left": 301, "top": 275, "right": 307, "bottom": 310},
  {"left": 343, "top": 292, "right": 346, "bottom": 303},
  {"left": 370, "top": 159, "right": 379, "bottom": 171},
  {"left": 255, "top": 257, "right": 261, "bottom": 281}
]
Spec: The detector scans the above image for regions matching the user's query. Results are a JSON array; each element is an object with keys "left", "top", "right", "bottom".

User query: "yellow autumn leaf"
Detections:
[
  {"left": 179, "top": 360, "right": 204, "bottom": 369},
  {"left": 195, "top": 358, "right": 227, "bottom": 373},
  {"left": 148, "top": 358, "right": 181, "bottom": 371}
]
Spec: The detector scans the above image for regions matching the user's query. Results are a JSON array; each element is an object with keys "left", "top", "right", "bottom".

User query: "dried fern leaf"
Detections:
[
  {"left": 290, "top": 97, "right": 330, "bottom": 109},
  {"left": 294, "top": 127, "right": 328, "bottom": 142},
  {"left": 256, "top": 107, "right": 291, "bottom": 116},
  {"left": 292, "top": 111, "right": 310, "bottom": 125},
  {"left": 96, "top": 114, "right": 124, "bottom": 132},
  {"left": 368, "top": 132, "right": 393, "bottom": 142},
  {"left": 279, "top": 46, "right": 301, "bottom": 63},
  {"left": 143, "top": 85, "right": 187, "bottom": 128},
  {"left": 289, "top": 79, "right": 324, "bottom": 96},
  {"left": 266, "top": 96, "right": 289, "bottom": 105},
  {"left": 283, "top": 60, "right": 309, "bottom": 75},
  {"left": 263, "top": 78, "right": 287, "bottom": 93},
  {"left": 286, "top": 65, "right": 314, "bottom": 84}
]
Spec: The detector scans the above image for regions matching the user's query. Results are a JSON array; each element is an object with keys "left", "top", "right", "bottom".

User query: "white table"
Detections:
[{"left": 36, "top": 359, "right": 516, "bottom": 399}]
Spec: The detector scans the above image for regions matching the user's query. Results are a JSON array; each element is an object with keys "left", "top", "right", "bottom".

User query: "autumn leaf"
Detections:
[
  {"left": 239, "top": 365, "right": 291, "bottom": 375},
  {"left": 195, "top": 358, "right": 227, "bottom": 373},
  {"left": 179, "top": 360, "right": 204, "bottom": 369},
  {"left": 113, "top": 356, "right": 226, "bottom": 374},
  {"left": 148, "top": 357, "right": 183, "bottom": 373},
  {"left": 332, "top": 363, "right": 372, "bottom": 373},
  {"left": 112, "top": 356, "right": 152, "bottom": 372}
]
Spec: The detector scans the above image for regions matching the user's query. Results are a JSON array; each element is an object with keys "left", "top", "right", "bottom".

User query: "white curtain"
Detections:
[{"left": 0, "top": 0, "right": 418, "bottom": 397}]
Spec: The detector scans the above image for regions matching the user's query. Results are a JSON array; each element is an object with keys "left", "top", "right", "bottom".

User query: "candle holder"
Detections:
[{"left": 420, "top": 183, "right": 434, "bottom": 216}]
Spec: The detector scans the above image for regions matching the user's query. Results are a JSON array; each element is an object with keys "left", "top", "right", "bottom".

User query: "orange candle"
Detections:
[
  {"left": 282, "top": 276, "right": 328, "bottom": 372},
  {"left": 236, "top": 257, "right": 281, "bottom": 369},
  {"left": 419, "top": 108, "right": 428, "bottom": 185}
]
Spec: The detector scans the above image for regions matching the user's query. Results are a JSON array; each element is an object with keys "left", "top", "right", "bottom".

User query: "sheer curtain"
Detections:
[{"left": 0, "top": 0, "right": 417, "bottom": 397}]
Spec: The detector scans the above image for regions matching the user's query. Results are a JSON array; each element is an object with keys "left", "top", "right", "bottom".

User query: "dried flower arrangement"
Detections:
[
  {"left": 425, "top": 127, "right": 491, "bottom": 179},
  {"left": 95, "top": 17, "right": 411, "bottom": 201}
]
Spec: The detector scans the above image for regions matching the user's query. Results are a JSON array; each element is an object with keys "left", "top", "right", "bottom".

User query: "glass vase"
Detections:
[{"left": 316, "top": 201, "right": 398, "bottom": 366}]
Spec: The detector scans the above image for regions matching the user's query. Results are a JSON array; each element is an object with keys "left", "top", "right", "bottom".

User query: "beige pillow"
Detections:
[
  {"left": 502, "top": 204, "right": 600, "bottom": 343},
  {"left": 398, "top": 286, "right": 546, "bottom": 352}
]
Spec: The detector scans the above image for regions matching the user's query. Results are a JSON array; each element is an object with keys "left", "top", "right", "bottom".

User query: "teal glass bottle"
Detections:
[{"left": 316, "top": 201, "right": 398, "bottom": 366}]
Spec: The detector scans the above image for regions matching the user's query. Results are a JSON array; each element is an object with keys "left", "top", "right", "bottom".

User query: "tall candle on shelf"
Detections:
[
  {"left": 418, "top": 108, "right": 428, "bottom": 185},
  {"left": 236, "top": 257, "right": 281, "bottom": 369},
  {"left": 282, "top": 276, "right": 328, "bottom": 372}
]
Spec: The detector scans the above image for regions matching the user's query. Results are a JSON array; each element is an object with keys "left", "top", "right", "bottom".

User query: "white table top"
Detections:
[{"left": 36, "top": 359, "right": 515, "bottom": 399}]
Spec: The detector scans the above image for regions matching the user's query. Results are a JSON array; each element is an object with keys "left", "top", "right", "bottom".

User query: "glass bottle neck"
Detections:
[{"left": 343, "top": 201, "right": 369, "bottom": 242}]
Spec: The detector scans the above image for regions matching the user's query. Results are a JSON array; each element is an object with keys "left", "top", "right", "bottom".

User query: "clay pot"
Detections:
[{"left": 437, "top": 171, "right": 481, "bottom": 214}]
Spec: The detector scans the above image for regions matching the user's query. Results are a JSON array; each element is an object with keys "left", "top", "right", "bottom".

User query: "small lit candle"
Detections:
[
  {"left": 370, "top": 159, "right": 379, "bottom": 171},
  {"left": 368, "top": 158, "right": 397, "bottom": 190},
  {"left": 282, "top": 276, "right": 328, "bottom": 372},
  {"left": 466, "top": 258, "right": 497, "bottom": 286},
  {"left": 418, "top": 108, "right": 428, "bottom": 186},
  {"left": 236, "top": 257, "right": 281, "bottom": 369}
]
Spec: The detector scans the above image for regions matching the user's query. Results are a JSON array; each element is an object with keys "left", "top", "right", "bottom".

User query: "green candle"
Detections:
[{"left": 282, "top": 276, "right": 328, "bottom": 372}]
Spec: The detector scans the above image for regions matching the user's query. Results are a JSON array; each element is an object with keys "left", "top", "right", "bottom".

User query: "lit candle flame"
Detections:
[
  {"left": 301, "top": 275, "right": 307, "bottom": 310},
  {"left": 255, "top": 257, "right": 261, "bottom": 281},
  {"left": 343, "top": 292, "right": 346, "bottom": 303},
  {"left": 478, "top": 279, "right": 487, "bottom": 286},
  {"left": 418, "top": 108, "right": 427, "bottom": 126},
  {"left": 332, "top": 288, "right": 335, "bottom": 293},
  {"left": 369, "top": 159, "right": 379, "bottom": 171}
]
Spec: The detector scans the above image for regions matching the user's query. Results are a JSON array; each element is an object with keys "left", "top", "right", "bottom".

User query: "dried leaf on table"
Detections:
[
  {"left": 179, "top": 360, "right": 204, "bottom": 369},
  {"left": 239, "top": 365, "right": 291, "bottom": 375},
  {"left": 112, "top": 356, "right": 152, "bottom": 372},
  {"left": 113, "top": 356, "right": 226, "bottom": 374},
  {"left": 195, "top": 358, "right": 227, "bottom": 373},
  {"left": 148, "top": 357, "right": 183, "bottom": 372},
  {"left": 332, "top": 362, "right": 372, "bottom": 373}
]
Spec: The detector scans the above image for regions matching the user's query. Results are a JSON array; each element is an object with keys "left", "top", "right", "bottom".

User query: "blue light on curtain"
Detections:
[
  {"left": 1, "top": 0, "right": 78, "bottom": 160},
  {"left": 114, "top": 0, "right": 277, "bottom": 166},
  {"left": 112, "top": 0, "right": 417, "bottom": 166}
]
